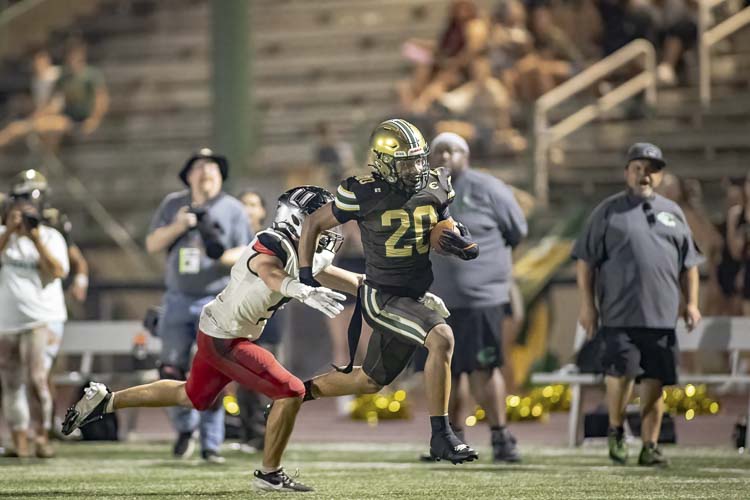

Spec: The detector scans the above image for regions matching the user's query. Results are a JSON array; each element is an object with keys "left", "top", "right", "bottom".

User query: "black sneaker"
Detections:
[
  {"left": 61, "top": 382, "right": 112, "bottom": 435},
  {"left": 429, "top": 431, "right": 479, "bottom": 464},
  {"left": 201, "top": 449, "right": 226, "bottom": 464},
  {"left": 492, "top": 428, "right": 521, "bottom": 463},
  {"left": 253, "top": 468, "right": 313, "bottom": 492},
  {"left": 173, "top": 431, "right": 195, "bottom": 459},
  {"left": 420, "top": 427, "right": 464, "bottom": 462}
]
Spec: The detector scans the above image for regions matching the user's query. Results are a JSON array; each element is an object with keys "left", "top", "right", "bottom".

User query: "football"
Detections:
[{"left": 429, "top": 219, "right": 459, "bottom": 253}]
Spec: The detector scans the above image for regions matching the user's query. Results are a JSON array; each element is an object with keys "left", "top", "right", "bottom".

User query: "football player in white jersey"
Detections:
[{"left": 61, "top": 186, "right": 360, "bottom": 492}]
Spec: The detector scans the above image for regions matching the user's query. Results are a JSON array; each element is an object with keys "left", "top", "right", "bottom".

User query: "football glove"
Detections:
[
  {"left": 420, "top": 292, "right": 450, "bottom": 319},
  {"left": 439, "top": 230, "right": 479, "bottom": 261},
  {"left": 281, "top": 277, "right": 345, "bottom": 318},
  {"left": 299, "top": 266, "right": 321, "bottom": 287}
]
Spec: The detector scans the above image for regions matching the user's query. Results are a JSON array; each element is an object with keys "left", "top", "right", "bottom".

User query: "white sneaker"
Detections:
[{"left": 61, "top": 382, "right": 112, "bottom": 435}]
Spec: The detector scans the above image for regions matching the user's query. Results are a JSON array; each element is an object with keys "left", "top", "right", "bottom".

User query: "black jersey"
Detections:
[{"left": 332, "top": 168, "right": 455, "bottom": 297}]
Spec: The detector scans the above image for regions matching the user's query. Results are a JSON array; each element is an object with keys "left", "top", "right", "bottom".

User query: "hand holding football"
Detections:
[{"left": 430, "top": 219, "right": 459, "bottom": 254}]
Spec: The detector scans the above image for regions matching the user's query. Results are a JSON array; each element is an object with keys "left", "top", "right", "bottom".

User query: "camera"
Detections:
[
  {"left": 22, "top": 211, "right": 40, "bottom": 230},
  {"left": 188, "top": 206, "right": 225, "bottom": 260}
]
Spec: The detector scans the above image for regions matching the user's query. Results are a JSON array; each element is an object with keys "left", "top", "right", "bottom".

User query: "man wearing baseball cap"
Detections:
[
  {"left": 146, "top": 148, "right": 251, "bottom": 463},
  {"left": 572, "top": 142, "right": 703, "bottom": 466}
]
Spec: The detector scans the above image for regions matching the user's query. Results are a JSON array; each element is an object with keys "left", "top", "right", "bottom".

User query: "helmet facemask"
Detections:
[{"left": 271, "top": 185, "right": 343, "bottom": 253}]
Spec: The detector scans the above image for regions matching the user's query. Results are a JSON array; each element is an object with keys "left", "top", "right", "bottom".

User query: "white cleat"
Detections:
[{"left": 61, "top": 382, "right": 112, "bottom": 435}]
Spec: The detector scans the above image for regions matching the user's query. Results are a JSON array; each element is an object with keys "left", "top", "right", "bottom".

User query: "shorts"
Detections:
[
  {"left": 185, "top": 331, "right": 304, "bottom": 409},
  {"left": 449, "top": 305, "right": 506, "bottom": 376},
  {"left": 44, "top": 322, "right": 65, "bottom": 371},
  {"left": 360, "top": 283, "right": 446, "bottom": 386},
  {"left": 601, "top": 327, "right": 679, "bottom": 385}
]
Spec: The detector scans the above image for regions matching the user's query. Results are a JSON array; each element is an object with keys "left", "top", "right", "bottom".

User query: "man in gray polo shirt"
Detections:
[
  {"left": 429, "top": 132, "right": 527, "bottom": 462},
  {"left": 146, "top": 148, "right": 252, "bottom": 463},
  {"left": 573, "top": 142, "right": 703, "bottom": 466}
]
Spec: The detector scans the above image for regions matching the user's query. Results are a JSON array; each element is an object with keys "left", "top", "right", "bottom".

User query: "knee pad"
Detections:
[{"left": 158, "top": 364, "right": 186, "bottom": 381}]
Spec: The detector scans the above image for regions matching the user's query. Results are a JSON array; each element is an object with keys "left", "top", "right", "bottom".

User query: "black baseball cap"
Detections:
[
  {"left": 626, "top": 142, "right": 666, "bottom": 169},
  {"left": 179, "top": 148, "right": 229, "bottom": 186}
]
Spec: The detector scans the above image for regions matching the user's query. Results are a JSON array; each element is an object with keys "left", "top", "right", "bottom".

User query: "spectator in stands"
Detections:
[
  {"left": 234, "top": 189, "right": 283, "bottom": 451},
  {"left": 434, "top": 57, "right": 526, "bottom": 154},
  {"left": 428, "top": 132, "right": 527, "bottom": 462},
  {"left": 146, "top": 149, "right": 252, "bottom": 463},
  {"left": 512, "top": 2, "right": 584, "bottom": 101},
  {"left": 573, "top": 143, "right": 703, "bottom": 466},
  {"left": 0, "top": 190, "right": 69, "bottom": 458},
  {"left": 709, "top": 178, "right": 745, "bottom": 316},
  {"left": 595, "top": 0, "right": 656, "bottom": 57},
  {"left": 399, "top": 0, "right": 490, "bottom": 113},
  {"left": 0, "top": 38, "right": 109, "bottom": 150},
  {"left": 488, "top": 0, "right": 533, "bottom": 93},
  {"left": 650, "top": 0, "right": 698, "bottom": 86},
  {"left": 725, "top": 170, "right": 750, "bottom": 316}
]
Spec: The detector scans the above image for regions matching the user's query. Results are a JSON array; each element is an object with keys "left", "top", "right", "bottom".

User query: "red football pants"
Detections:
[{"left": 185, "top": 330, "right": 304, "bottom": 410}]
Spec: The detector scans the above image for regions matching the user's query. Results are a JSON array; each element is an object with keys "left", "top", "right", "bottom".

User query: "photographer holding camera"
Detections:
[
  {"left": 0, "top": 195, "right": 68, "bottom": 458},
  {"left": 146, "top": 148, "right": 251, "bottom": 463}
]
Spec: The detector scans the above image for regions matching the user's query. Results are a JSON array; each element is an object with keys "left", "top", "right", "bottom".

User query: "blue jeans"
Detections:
[{"left": 159, "top": 291, "right": 224, "bottom": 453}]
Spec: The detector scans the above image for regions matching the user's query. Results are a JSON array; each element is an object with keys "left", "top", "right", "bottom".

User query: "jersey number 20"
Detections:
[{"left": 381, "top": 205, "right": 437, "bottom": 257}]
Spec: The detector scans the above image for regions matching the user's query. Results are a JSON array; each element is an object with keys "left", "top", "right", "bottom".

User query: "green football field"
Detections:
[{"left": 0, "top": 442, "right": 748, "bottom": 499}]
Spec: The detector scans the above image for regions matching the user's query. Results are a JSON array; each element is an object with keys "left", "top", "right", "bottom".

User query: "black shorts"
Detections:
[
  {"left": 449, "top": 305, "right": 505, "bottom": 376},
  {"left": 360, "top": 283, "right": 445, "bottom": 386},
  {"left": 601, "top": 327, "right": 679, "bottom": 386}
]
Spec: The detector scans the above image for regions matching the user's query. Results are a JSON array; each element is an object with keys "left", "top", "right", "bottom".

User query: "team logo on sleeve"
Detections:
[{"left": 657, "top": 212, "right": 677, "bottom": 228}]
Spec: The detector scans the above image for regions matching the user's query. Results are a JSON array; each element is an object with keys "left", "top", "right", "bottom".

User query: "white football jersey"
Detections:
[{"left": 198, "top": 229, "right": 335, "bottom": 340}]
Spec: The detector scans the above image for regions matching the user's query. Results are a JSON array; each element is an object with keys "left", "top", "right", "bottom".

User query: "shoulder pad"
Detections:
[
  {"left": 337, "top": 175, "right": 388, "bottom": 210},
  {"left": 428, "top": 168, "right": 455, "bottom": 201}
]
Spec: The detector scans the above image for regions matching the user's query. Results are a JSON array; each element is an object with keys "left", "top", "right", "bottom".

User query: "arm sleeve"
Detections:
[
  {"left": 490, "top": 181, "right": 528, "bottom": 248},
  {"left": 332, "top": 179, "right": 362, "bottom": 223},
  {"left": 253, "top": 232, "right": 289, "bottom": 266},
  {"left": 571, "top": 203, "right": 608, "bottom": 266}
]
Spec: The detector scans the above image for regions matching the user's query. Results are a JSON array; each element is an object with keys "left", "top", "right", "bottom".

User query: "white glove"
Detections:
[
  {"left": 281, "top": 277, "right": 346, "bottom": 319},
  {"left": 420, "top": 292, "right": 450, "bottom": 319}
]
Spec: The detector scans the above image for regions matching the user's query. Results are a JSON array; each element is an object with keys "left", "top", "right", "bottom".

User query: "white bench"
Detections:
[
  {"left": 531, "top": 317, "right": 750, "bottom": 449},
  {"left": 53, "top": 320, "right": 161, "bottom": 386}
]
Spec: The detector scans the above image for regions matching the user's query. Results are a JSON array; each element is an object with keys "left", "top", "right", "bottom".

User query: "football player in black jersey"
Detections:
[{"left": 297, "top": 119, "right": 480, "bottom": 464}]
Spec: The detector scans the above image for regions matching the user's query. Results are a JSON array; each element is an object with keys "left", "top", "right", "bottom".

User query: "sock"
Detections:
[
  {"left": 303, "top": 380, "right": 316, "bottom": 402},
  {"left": 430, "top": 415, "right": 450, "bottom": 434},
  {"left": 105, "top": 394, "right": 115, "bottom": 413},
  {"left": 261, "top": 465, "right": 282, "bottom": 474},
  {"left": 490, "top": 425, "right": 506, "bottom": 433},
  {"left": 609, "top": 425, "right": 624, "bottom": 437}
]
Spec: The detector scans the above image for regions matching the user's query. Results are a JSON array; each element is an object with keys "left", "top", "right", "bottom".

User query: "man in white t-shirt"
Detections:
[{"left": 0, "top": 198, "right": 69, "bottom": 458}]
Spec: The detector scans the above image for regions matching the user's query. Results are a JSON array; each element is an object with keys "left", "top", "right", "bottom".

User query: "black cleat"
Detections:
[
  {"left": 420, "top": 427, "right": 464, "bottom": 462},
  {"left": 253, "top": 468, "right": 313, "bottom": 492},
  {"left": 173, "top": 431, "right": 196, "bottom": 459},
  {"left": 492, "top": 428, "right": 521, "bottom": 463},
  {"left": 429, "top": 431, "right": 479, "bottom": 464},
  {"left": 61, "top": 382, "right": 112, "bottom": 435}
]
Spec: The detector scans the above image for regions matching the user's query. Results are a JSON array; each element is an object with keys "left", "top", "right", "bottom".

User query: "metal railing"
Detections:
[
  {"left": 533, "top": 39, "right": 657, "bottom": 208},
  {"left": 699, "top": 0, "right": 750, "bottom": 108}
]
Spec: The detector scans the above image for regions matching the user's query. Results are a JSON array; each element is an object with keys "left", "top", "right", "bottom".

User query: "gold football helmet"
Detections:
[
  {"left": 10, "top": 169, "right": 48, "bottom": 203},
  {"left": 368, "top": 118, "right": 429, "bottom": 193}
]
